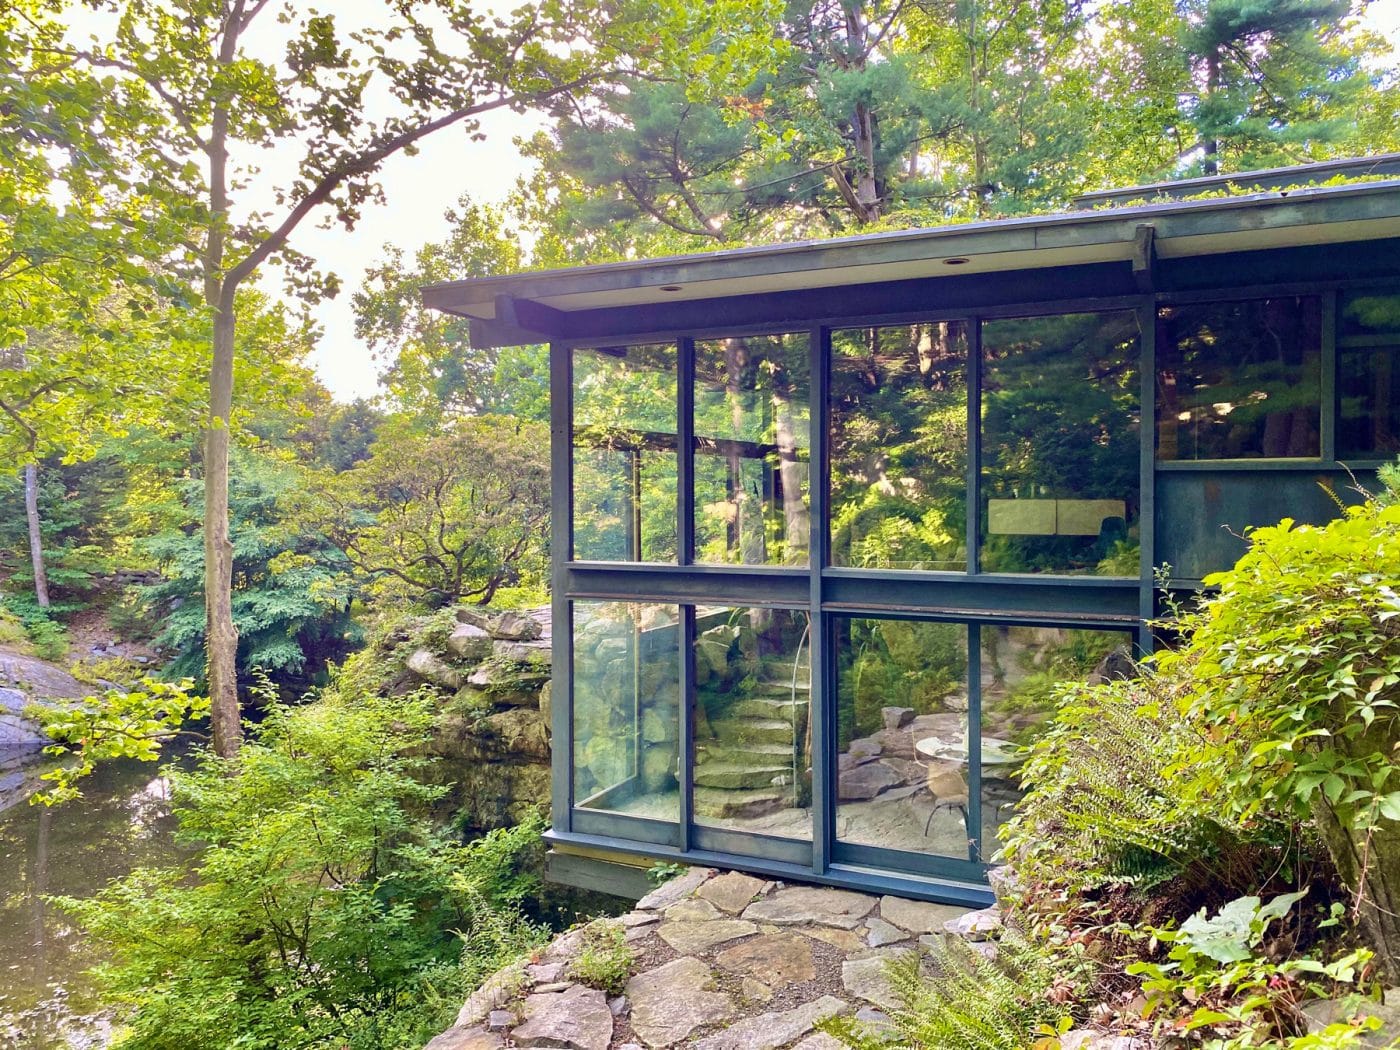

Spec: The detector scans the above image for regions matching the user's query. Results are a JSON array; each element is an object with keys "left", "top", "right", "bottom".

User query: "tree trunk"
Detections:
[
  {"left": 205, "top": 298, "right": 240, "bottom": 758},
  {"left": 23, "top": 463, "right": 50, "bottom": 609},
  {"left": 1314, "top": 796, "right": 1400, "bottom": 982}
]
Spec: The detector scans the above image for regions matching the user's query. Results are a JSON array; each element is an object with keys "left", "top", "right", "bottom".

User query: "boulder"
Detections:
[
  {"left": 1088, "top": 646, "right": 1138, "bottom": 685},
  {"left": 476, "top": 708, "right": 550, "bottom": 762},
  {"left": 881, "top": 707, "right": 915, "bottom": 731},
  {"left": 944, "top": 905, "right": 1002, "bottom": 941},
  {"left": 838, "top": 761, "right": 903, "bottom": 801},
  {"left": 423, "top": 1028, "right": 504, "bottom": 1050},
  {"left": 0, "top": 687, "right": 48, "bottom": 748},
  {"left": 446, "top": 624, "right": 494, "bottom": 662},
  {"left": 407, "top": 649, "right": 464, "bottom": 690}
]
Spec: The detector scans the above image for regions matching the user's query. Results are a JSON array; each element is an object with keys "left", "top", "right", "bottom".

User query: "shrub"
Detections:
[
  {"left": 57, "top": 689, "right": 547, "bottom": 1049},
  {"left": 567, "top": 919, "right": 634, "bottom": 996},
  {"left": 823, "top": 929, "right": 1085, "bottom": 1050},
  {"left": 1155, "top": 480, "right": 1400, "bottom": 979},
  {"left": 25, "top": 615, "right": 68, "bottom": 661}
]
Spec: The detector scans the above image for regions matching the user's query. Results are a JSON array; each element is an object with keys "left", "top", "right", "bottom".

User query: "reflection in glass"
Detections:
[
  {"left": 1339, "top": 291, "right": 1400, "bottom": 459},
  {"left": 693, "top": 607, "right": 811, "bottom": 838},
  {"left": 694, "top": 334, "right": 810, "bottom": 565},
  {"left": 834, "top": 618, "right": 971, "bottom": 858},
  {"left": 981, "top": 311, "right": 1141, "bottom": 575},
  {"left": 978, "top": 626, "right": 1131, "bottom": 857},
  {"left": 1156, "top": 297, "right": 1321, "bottom": 460},
  {"left": 573, "top": 344, "right": 678, "bottom": 562},
  {"left": 572, "top": 601, "right": 681, "bottom": 820},
  {"left": 830, "top": 323, "right": 969, "bottom": 570}
]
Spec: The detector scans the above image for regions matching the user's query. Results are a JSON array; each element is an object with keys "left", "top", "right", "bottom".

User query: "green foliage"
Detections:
[
  {"left": 1004, "top": 678, "right": 1249, "bottom": 893},
  {"left": 646, "top": 860, "right": 688, "bottom": 886},
  {"left": 567, "top": 919, "right": 635, "bottom": 996},
  {"left": 307, "top": 415, "right": 551, "bottom": 607},
  {"left": 823, "top": 929, "right": 1084, "bottom": 1050},
  {"left": 28, "top": 677, "right": 205, "bottom": 805},
  {"left": 1127, "top": 893, "right": 1378, "bottom": 1047},
  {"left": 142, "top": 450, "right": 360, "bottom": 691},
  {"left": 24, "top": 615, "right": 68, "bottom": 662},
  {"left": 57, "top": 689, "right": 547, "bottom": 1050}
]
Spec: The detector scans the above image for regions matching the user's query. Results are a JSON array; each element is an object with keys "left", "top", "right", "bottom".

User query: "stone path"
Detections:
[{"left": 426, "top": 868, "right": 1003, "bottom": 1050}]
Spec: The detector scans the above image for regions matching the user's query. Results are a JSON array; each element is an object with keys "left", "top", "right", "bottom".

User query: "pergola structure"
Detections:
[{"left": 425, "top": 156, "right": 1400, "bottom": 904}]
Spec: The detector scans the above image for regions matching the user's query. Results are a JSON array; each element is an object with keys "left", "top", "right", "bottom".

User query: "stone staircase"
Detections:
[{"left": 694, "top": 672, "right": 810, "bottom": 819}]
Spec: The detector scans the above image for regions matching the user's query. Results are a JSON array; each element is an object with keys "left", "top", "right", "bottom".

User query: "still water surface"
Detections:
[{"left": 0, "top": 749, "right": 193, "bottom": 1049}]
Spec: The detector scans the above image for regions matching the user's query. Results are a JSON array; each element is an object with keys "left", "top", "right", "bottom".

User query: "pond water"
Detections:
[{"left": 0, "top": 748, "right": 193, "bottom": 1049}]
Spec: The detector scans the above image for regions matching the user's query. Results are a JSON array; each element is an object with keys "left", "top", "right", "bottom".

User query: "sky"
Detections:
[{"left": 294, "top": 0, "right": 1400, "bottom": 402}]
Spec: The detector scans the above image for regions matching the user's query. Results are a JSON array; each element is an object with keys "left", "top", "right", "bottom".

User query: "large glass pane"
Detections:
[
  {"left": 981, "top": 311, "right": 1141, "bottom": 575},
  {"left": 572, "top": 601, "right": 681, "bottom": 820},
  {"left": 1156, "top": 297, "right": 1322, "bottom": 460},
  {"left": 830, "top": 323, "right": 970, "bottom": 570},
  {"left": 694, "top": 334, "right": 810, "bottom": 566},
  {"left": 834, "top": 617, "right": 971, "bottom": 858},
  {"left": 693, "top": 607, "right": 811, "bottom": 838},
  {"left": 1339, "top": 290, "right": 1400, "bottom": 459},
  {"left": 978, "top": 626, "right": 1133, "bottom": 857},
  {"left": 573, "top": 344, "right": 678, "bottom": 562}
]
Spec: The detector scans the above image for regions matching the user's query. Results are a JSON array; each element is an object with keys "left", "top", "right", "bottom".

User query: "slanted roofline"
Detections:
[{"left": 422, "top": 177, "right": 1400, "bottom": 348}]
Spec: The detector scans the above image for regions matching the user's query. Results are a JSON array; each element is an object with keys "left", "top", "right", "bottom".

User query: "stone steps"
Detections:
[
  {"left": 729, "top": 696, "right": 809, "bottom": 722},
  {"left": 693, "top": 785, "right": 792, "bottom": 819},
  {"left": 697, "top": 741, "right": 799, "bottom": 771},
  {"left": 693, "top": 761, "right": 795, "bottom": 790},
  {"left": 708, "top": 717, "right": 801, "bottom": 746}
]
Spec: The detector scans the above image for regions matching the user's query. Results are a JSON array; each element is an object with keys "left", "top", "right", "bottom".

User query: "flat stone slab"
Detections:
[
  {"left": 842, "top": 948, "right": 914, "bottom": 1012},
  {"left": 512, "top": 984, "right": 612, "bottom": 1050},
  {"left": 627, "top": 957, "right": 736, "bottom": 1047},
  {"left": 636, "top": 867, "right": 715, "bottom": 911},
  {"left": 696, "top": 871, "right": 769, "bottom": 914},
  {"left": 715, "top": 932, "right": 817, "bottom": 988},
  {"left": 423, "top": 1028, "right": 504, "bottom": 1050},
  {"left": 742, "top": 887, "right": 876, "bottom": 929},
  {"left": 658, "top": 918, "right": 758, "bottom": 953},
  {"left": 880, "top": 896, "right": 971, "bottom": 935},
  {"left": 664, "top": 898, "right": 723, "bottom": 923},
  {"left": 864, "top": 917, "right": 907, "bottom": 947},
  {"left": 692, "top": 995, "right": 849, "bottom": 1050},
  {"left": 793, "top": 1035, "right": 847, "bottom": 1050},
  {"left": 802, "top": 926, "right": 865, "bottom": 952}
]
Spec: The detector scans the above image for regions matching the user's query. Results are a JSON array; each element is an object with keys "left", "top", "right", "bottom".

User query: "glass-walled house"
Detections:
[{"left": 425, "top": 160, "right": 1400, "bottom": 905}]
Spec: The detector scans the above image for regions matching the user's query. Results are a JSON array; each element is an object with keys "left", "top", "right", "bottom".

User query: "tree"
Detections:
[
  {"left": 305, "top": 415, "right": 552, "bottom": 607},
  {"left": 353, "top": 198, "right": 544, "bottom": 422},
  {"left": 19, "top": 0, "right": 623, "bottom": 757},
  {"left": 142, "top": 449, "right": 361, "bottom": 693}
]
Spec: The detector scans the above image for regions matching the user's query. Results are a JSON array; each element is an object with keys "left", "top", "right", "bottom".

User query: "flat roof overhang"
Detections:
[{"left": 422, "top": 180, "right": 1400, "bottom": 348}]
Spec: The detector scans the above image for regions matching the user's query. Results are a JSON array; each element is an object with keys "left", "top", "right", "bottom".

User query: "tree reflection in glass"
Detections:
[
  {"left": 572, "top": 344, "right": 678, "bottom": 562},
  {"left": 829, "top": 322, "right": 969, "bottom": 570},
  {"left": 1338, "top": 290, "right": 1400, "bottom": 459},
  {"left": 1156, "top": 297, "right": 1321, "bottom": 461},
  {"left": 694, "top": 334, "right": 810, "bottom": 566},
  {"left": 981, "top": 311, "right": 1141, "bottom": 576}
]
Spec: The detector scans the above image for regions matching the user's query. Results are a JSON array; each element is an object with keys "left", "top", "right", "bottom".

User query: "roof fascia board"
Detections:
[{"left": 421, "top": 181, "right": 1400, "bottom": 328}]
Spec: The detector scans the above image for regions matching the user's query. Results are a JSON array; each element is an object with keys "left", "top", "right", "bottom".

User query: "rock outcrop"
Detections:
[
  {"left": 383, "top": 608, "right": 554, "bottom": 832},
  {"left": 0, "top": 646, "right": 89, "bottom": 749}
]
